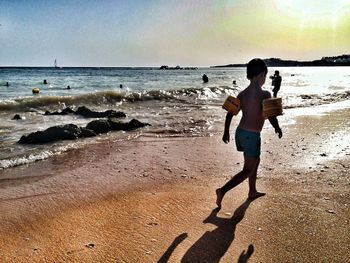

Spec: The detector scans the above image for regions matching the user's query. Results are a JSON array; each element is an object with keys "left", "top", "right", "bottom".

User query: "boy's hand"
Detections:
[
  {"left": 222, "top": 131, "right": 230, "bottom": 143},
  {"left": 275, "top": 128, "right": 282, "bottom": 138}
]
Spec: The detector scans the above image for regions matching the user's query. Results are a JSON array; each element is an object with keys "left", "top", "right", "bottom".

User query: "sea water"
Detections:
[{"left": 0, "top": 66, "right": 349, "bottom": 169}]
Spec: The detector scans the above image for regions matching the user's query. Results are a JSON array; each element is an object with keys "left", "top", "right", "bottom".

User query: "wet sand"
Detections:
[{"left": 0, "top": 108, "right": 349, "bottom": 262}]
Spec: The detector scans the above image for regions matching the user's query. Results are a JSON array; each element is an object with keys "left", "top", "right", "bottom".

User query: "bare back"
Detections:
[{"left": 237, "top": 86, "right": 270, "bottom": 132}]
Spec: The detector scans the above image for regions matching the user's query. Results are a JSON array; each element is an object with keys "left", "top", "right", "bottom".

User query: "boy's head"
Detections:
[{"left": 246, "top": 58, "right": 268, "bottom": 80}]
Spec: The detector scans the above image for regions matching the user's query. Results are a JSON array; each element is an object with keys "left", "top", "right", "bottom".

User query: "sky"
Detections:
[{"left": 0, "top": 0, "right": 349, "bottom": 67}]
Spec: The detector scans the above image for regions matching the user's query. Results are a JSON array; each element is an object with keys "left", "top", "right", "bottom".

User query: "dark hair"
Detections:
[{"left": 246, "top": 58, "right": 267, "bottom": 80}]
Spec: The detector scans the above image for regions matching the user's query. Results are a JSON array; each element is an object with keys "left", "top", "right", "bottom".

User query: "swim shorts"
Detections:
[{"left": 235, "top": 127, "right": 261, "bottom": 158}]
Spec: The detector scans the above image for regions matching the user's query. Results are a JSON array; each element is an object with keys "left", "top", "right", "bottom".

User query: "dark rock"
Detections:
[
  {"left": 18, "top": 118, "right": 149, "bottom": 144},
  {"left": 18, "top": 124, "right": 95, "bottom": 144},
  {"left": 44, "top": 110, "right": 68, "bottom": 116},
  {"left": 75, "top": 106, "right": 126, "bottom": 118},
  {"left": 80, "top": 128, "right": 97, "bottom": 137},
  {"left": 108, "top": 118, "right": 129, "bottom": 131},
  {"left": 86, "top": 118, "right": 150, "bottom": 134},
  {"left": 44, "top": 106, "right": 126, "bottom": 118},
  {"left": 12, "top": 114, "right": 22, "bottom": 120},
  {"left": 85, "top": 119, "right": 111, "bottom": 134},
  {"left": 62, "top": 107, "right": 75, "bottom": 114},
  {"left": 126, "top": 119, "right": 150, "bottom": 131},
  {"left": 108, "top": 118, "right": 150, "bottom": 131}
]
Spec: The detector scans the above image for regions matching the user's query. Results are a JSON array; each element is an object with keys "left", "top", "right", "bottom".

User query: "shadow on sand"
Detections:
[{"left": 158, "top": 198, "right": 256, "bottom": 263}]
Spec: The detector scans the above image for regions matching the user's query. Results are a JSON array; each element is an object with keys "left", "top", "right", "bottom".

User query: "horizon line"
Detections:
[{"left": 1, "top": 54, "right": 349, "bottom": 68}]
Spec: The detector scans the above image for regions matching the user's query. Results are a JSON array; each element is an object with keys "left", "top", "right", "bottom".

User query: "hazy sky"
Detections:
[{"left": 0, "top": 0, "right": 349, "bottom": 67}]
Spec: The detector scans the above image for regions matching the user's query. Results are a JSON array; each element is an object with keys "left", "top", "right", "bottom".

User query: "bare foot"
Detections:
[
  {"left": 248, "top": 191, "right": 266, "bottom": 200},
  {"left": 216, "top": 188, "right": 223, "bottom": 208}
]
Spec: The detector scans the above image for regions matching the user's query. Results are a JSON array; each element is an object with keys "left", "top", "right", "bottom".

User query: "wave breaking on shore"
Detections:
[{"left": 0, "top": 87, "right": 349, "bottom": 112}]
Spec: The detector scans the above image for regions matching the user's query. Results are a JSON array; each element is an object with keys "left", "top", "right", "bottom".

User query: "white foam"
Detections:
[
  {"left": 0, "top": 143, "right": 81, "bottom": 170},
  {"left": 285, "top": 99, "right": 350, "bottom": 117}
]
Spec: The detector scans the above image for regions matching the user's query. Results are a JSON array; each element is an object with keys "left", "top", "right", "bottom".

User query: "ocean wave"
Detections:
[
  {"left": 283, "top": 90, "right": 350, "bottom": 109},
  {"left": 0, "top": 86, "right": 348, "bottom": 113},
  {"left": 0, "top": 86, "right": 238, "bottom": 112},
  {"left": 0, "top": 151, "right": 53, "bottom": 170},
  {"left": 0, "top": 142, "right": 82, "bottom": 170}
]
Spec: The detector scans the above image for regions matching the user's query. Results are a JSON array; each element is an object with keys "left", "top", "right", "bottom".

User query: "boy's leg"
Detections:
[
  {"left": 216, "top": 156, "right": 258, "bottom": 207},
  {"left": 248, "top": 158, "right": 265, "bottom": 199}
]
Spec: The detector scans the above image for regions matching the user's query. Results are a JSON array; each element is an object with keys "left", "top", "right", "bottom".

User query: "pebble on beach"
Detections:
[{"left": 85, "top": 243, "right": 95, "bottom": 249}]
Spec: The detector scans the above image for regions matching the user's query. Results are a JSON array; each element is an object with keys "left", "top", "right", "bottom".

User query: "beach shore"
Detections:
[{"left": 0, "top": 107, "right": 349, "bottom": 263}]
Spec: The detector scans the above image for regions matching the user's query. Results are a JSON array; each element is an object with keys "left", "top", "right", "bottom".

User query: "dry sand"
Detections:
[{"left": 0, "top": 108, "right": 349, "bottom": 263}]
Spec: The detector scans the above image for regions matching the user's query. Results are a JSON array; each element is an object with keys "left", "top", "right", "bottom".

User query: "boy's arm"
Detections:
[
  {"left": 263, "top": 90, "right": 282, "bottom": 138},
  {"left": 223, "top": 112, "right": 234, "bottom": 143},
  {"left": 268, "top": 116, "right": 282, "bottom": 138}
]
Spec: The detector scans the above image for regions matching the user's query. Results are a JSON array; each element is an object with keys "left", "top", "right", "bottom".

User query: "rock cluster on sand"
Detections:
[
  {"left": 44, "top": 106, "right": 126, "bottom": 118},
  {"left": 18, "top": 118, "right": 150, "bottom": 144}
]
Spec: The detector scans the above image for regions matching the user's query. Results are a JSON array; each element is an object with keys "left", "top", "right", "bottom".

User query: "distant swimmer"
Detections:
[
  {"left": 67, "top": 85, "right": 71, "bottom": 90},
  {"left": 120, "top": 84, "right": 123, "bottom": 89},
  {"left": 12, "top": 114, "right": 22, "bottom": 120},
  {"left": 232, "top": 80, "right": 237, "bottom": 86},
  {"left": 5, "top": 82, "right": 9, "bottom": 86},
  {"left": 202, "top": 74, "right": 209, "bottom": 83},
  {"left": 43, "top": 79, "right": 48, "bottom": 84}
]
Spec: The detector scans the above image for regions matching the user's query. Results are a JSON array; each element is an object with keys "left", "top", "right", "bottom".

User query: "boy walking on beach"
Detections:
[{"left": 216, "top": 58, "right": 282, "bottom": 208}]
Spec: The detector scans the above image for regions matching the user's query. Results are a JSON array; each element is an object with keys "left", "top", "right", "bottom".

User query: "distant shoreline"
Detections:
[{"left": 211, "top": 54, "right": 350, "bottom": 68}]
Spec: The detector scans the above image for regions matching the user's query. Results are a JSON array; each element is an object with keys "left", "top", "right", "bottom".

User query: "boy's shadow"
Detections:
[
  {"left": 180, "top": 199, "right": 253, "bottom": 262},
  {"left": 158, "top": 198, "right": 254, "bottom": 263}
]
